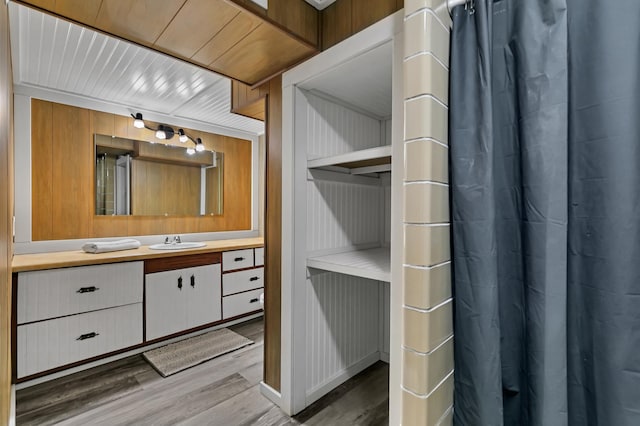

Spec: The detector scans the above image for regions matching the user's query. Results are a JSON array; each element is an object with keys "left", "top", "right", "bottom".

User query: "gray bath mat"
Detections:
[{"left": 142, "top": 328, "right": 253, "bottom": 377}]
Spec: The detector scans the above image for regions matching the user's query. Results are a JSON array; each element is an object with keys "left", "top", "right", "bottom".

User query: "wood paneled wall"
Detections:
[
  {"left": 0, "top": 1, "right": 13, "bottom": 423},
  {"left": 231, "top": 80, "right": 268, "bottom": 121},
  {"left": 264, "top": 76, "right": 282, "bottom": 391},
  {"left": 321, "top": 0, "right": 403, "bottom": 50},
  {"left": 30, "top": 100, "right": 253, "bottom": 241}
]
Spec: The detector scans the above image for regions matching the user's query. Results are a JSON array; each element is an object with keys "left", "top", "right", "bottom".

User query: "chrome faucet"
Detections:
[{"left": 174, "top": 235, "right": 182, "bottom": 244}]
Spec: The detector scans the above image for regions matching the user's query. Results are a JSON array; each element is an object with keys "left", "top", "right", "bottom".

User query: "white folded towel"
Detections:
[{"left": 82, "top": 239, "right": 141, "bottom": 254}]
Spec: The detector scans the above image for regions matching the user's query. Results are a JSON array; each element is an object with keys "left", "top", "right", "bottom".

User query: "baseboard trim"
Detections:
[
  {"left": 380, "top": 351, "right": 390, "bottom": 363},
  {"left": 305, "top": 351, "right": 380, "bottom": 406},
  {"left": 259, "top": 381, "right": 282, "bottom": 406}
]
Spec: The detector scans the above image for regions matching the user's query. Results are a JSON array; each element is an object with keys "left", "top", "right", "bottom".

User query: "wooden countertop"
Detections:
[{"left": 12, "top": 237, "right": 264, "bottom": 272}]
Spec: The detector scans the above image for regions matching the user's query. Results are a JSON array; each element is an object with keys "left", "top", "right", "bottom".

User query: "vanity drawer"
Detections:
[
  {"left": 223, "top": 268, "right": 264, "bottom": 296},
  {"left": 223, "top": 288, "right": 263, "bottom": 319},
  {"left": 222, "top": 249, "right": 254, "bottom": 272},
  {"left": 17, "top": 303, "right": 142, "bottom": 378},
  {"left": 17, "top": 262, "right": 143, "bottom": 324},
  {"left": 254, "top": 247, "right": 264, "bottom": 266}
]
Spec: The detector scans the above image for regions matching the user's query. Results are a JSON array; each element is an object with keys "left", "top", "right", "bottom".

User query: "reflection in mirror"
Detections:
[{"left": 95, "top": 134, "right": 223, "bottom": 216}]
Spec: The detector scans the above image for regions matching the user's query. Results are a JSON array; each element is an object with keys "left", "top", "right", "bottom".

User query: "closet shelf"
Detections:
[
  {"left": 306, "top": 247, "right": 390, "bottom": 282},
  {"left": 307, "top": 145, "right": 392, "bottom": 174}
]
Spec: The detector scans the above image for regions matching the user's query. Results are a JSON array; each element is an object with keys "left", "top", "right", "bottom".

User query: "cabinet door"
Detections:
[
  {"left": 187, "top": 264, "right": 222, "bottom": 329},
  {"left": 145, "top": 269, "right": 189, "bottom": 341},
  {"left": 146, "top": 264, "right": 221, "bottom": 340}
]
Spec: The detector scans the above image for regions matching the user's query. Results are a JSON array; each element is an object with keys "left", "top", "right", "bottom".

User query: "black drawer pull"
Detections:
[
  {"left": 250, "top": 298, "right": 259, "bottom": 303},
  {"left": 178, "top": 276, "right": 183, "bottom": 290},
  {"left": 190, "top": 275, "right": 196, "bottom": 288},
  {"left": 77, "top": 286, "right": 99, "bottom": 293},
  {"left": 77, "top": 332, "right": 99, "bottom": 341},
  {"left": 234, "top": 257, "right": 245, "bottom": 262},
  {"left": 249, "top": 276, "right": 259, "bottom": 282}
]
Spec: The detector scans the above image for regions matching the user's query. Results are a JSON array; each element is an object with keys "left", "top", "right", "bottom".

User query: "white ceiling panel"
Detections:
[{"left": 9, "top": 3, "right": 264, "bottom": 135}]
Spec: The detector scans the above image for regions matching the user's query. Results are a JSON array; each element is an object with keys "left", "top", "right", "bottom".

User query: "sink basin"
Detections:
[{"left": 148, "top": 242, "right": 207, "bottom": 250}]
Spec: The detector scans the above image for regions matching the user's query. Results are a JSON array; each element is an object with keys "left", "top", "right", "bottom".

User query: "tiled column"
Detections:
[{"left": 402, "top": 1, "right": 453, "bottom": 425}]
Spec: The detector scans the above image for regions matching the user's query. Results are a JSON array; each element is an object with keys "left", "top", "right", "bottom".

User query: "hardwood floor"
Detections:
[{"left": 15, "top": 318, "right": 389, "bottom": 425}]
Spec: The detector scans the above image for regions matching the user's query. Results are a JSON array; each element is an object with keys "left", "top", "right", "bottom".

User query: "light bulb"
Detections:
[
  {"left": 186, "top": 147, "right": 196, "bottom": 155},
  {"left": 155, "top": 126, "right": 166, "bottom": 139},
  {"left": 178, "top": 129, "right": 188, "bottom": 143},
  {"left": 195, "top": 138, "right": 205, "bottom": 152},
  {"left": 133, "top": 113, "right": 144, "bottom": 128}
]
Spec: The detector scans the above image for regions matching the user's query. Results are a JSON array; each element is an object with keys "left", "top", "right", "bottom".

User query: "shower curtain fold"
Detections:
[{"left": 450, "top": 1, "right": 640, "bottom": 425}]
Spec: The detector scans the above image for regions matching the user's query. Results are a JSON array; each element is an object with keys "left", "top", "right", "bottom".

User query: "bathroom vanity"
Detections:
[{"left": 11, "top": 238, "right": 264, "bottom": 382}]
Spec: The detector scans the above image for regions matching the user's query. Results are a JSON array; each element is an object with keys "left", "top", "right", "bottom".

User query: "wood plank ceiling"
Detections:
[{"left": 15, "top": 0, "right": 318, "bottom": 86}]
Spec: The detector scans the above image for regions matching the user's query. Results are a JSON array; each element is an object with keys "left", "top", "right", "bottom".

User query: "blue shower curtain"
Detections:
[{"left": 449, "top": 1, "right": 640, "bottom": 425}]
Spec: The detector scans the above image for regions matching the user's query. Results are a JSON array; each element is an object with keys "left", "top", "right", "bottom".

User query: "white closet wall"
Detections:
[
  {"left": 297, "top": 89, "right": 391, "bottom": 403},
  {"left": 305, "top": 272, "right": 381, "bottom": 398},
  {"left": 305, "top": 93, "right": 382, "bottom": 158},
  {"left": 307, "top": 175, "right": 381, "bottom": 252},
  {"left": 278, "top": 12, "right": 403, "bottom": 416}
]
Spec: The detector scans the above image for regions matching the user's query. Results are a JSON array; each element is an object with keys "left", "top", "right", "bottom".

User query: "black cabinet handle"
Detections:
[
  {"left": 249, "top": 276, "right": 259, "bottom": 282},
  {"left": 234, "top": 257, "right": 245, "bottom": 262},
  {"left": 77, "top": 286, "right": 99, "bottom": 293},
  {"left": 190, "top": 275, "right": 195, "bottom": 288},
  {"left": 77, "top": 332, "right": 99, "bottom": 341},
  {"left": 178, "top": 276, "right": 183, "bottom": 290},
  {"left": 250, "top": 298, "right": 259, "bottom": 303}
]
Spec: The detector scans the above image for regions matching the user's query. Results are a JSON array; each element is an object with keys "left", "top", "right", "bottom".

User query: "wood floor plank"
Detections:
[
  {"left": 253, "top": 405, "right": 300, "bottom": 426},
  {"left": 229, "top": 318, "right": 264, "bottom": 343},
  {"left": 69, "top": 373, "right": 253, "bottom": 426},
  {"left": 239, "top": 360, "right": 263, "bottom": 385},
  {"left": 16, "top": 356, "right": 149, "bottom": 409},
  {"left": 17, "top": 375, "right": 141, "bottom": 426},
  {"left": 178, "top": 385, "right": 274, "bottom": 426},
  {"left": 353, "top": 397, "right": 389, "bottom": 426},
  {"left": 56, "top": 345, "right": 264, "bottom": 425},
  {"left": 302, "top": 362, "right": 389, "bottom": 426},
  {"left": 16, "top": 318, "right": 390, "bottom": 426},
  {"left": 293, "top": 361, "right": 388, "bottom": 423}
]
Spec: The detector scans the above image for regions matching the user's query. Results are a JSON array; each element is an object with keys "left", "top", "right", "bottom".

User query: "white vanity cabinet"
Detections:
[
  {"left": 12, "top": 241, "right": 264, "bottom": 382},
  {"left": 144, "top": 253, "right": 222, "bottom": 341},
  {"left": 16, "top": 262, "right": 144, "bottom": 379}
]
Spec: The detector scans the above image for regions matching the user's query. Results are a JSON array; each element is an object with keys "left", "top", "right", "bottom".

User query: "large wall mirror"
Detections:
[{"left": 95, "top": 134, "right": 224, "bottom": 217}]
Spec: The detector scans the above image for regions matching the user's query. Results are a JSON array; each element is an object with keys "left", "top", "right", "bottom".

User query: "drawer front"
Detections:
[
  {"left": 254, "top": 247, "right": 264, "bottom": 266},
  {"left": 223, "top": 288, "right": 263, "bottom": 319},
  {"left": 223, "top": 268, "right": 264, "bottom": 296},
  {"left": 222, "top": 249, "right": 254, "bottom": 272},
  {"left": 18, "top": 262, "right": 143, "bottom": 324},
  {"left": 17, "top": 303, "right": 142, "bottom": 378}
]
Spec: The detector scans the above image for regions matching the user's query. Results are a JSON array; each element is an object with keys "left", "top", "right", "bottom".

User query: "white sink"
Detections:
[{"left": 148, "top": 242, "right": 207, "bottom": 250}]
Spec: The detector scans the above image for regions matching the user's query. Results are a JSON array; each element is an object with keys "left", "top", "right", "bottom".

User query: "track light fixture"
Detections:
[{"left": 130, "top": 113, "right": 205, "bottom": 155}]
